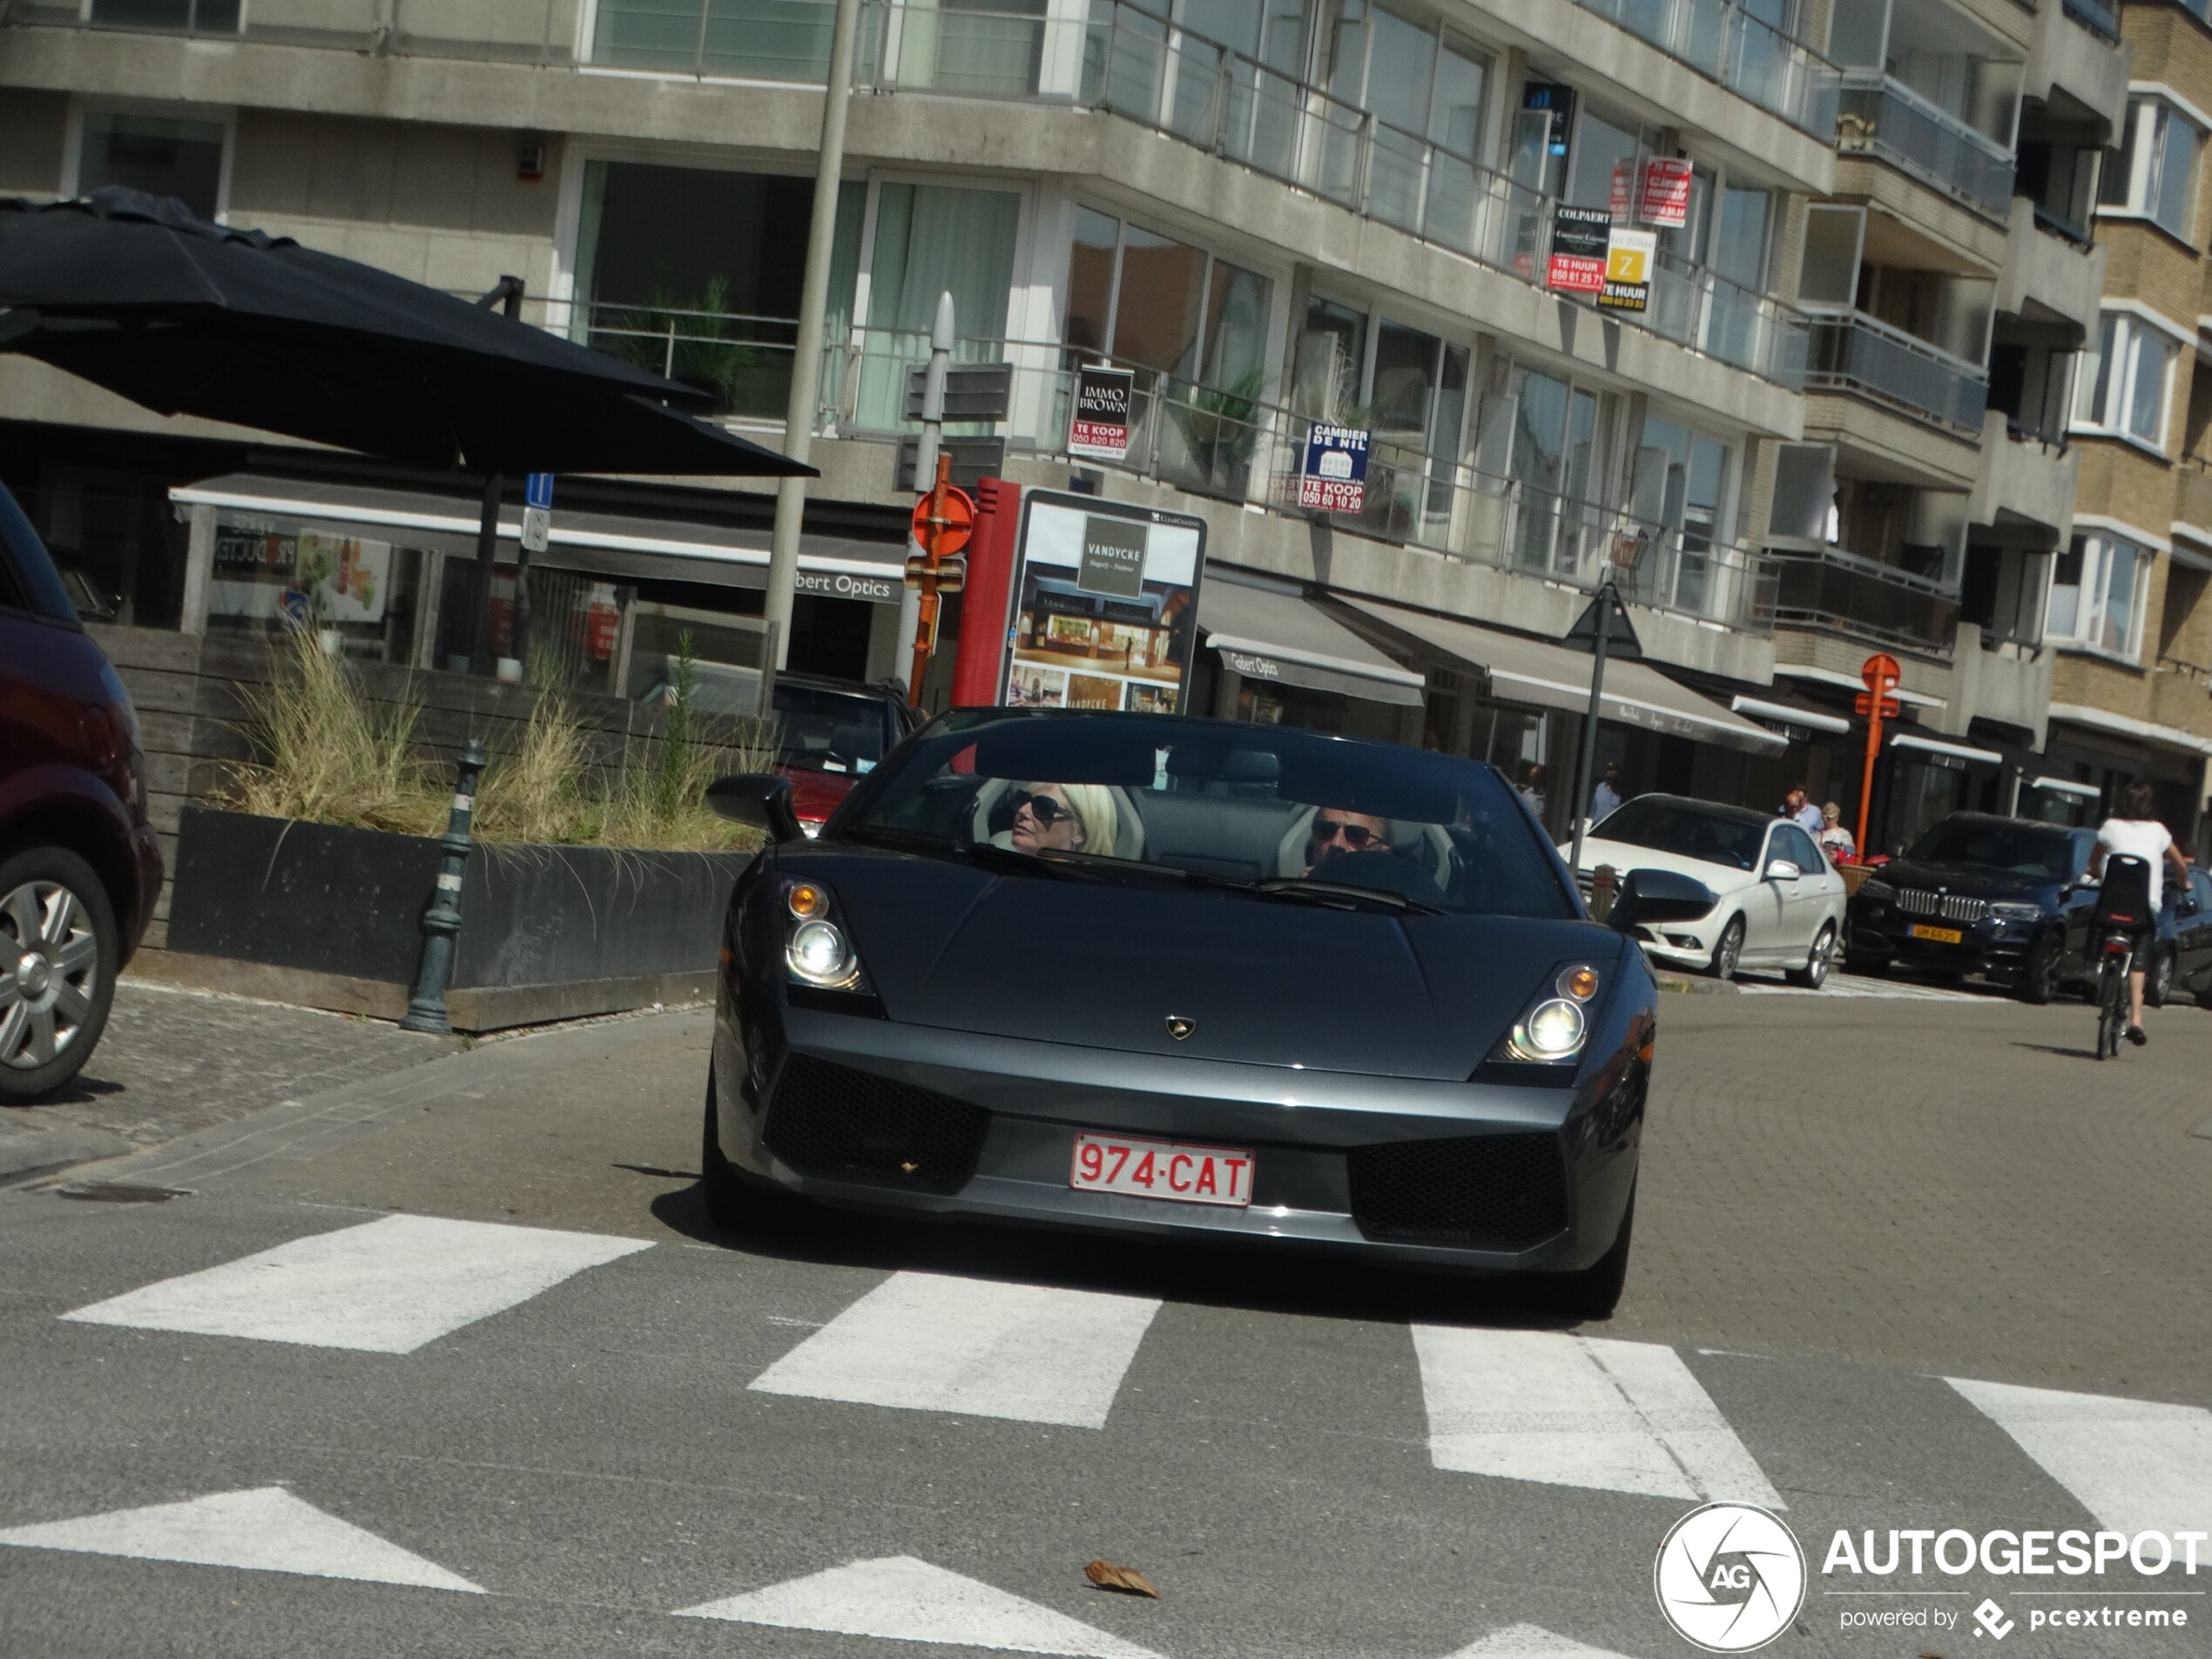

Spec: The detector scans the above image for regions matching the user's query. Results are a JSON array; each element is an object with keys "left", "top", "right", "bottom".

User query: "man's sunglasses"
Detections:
[
  {"left": 1012, "top": 791, "right": 1073, "bottom": 827},
  {"left": 1311, "top": 817, "right": 1386, "bottom": 851}
]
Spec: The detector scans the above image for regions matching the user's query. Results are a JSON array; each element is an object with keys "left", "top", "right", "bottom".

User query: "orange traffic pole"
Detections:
[
  {"left": 1855, "top": 699, "right": 1882, "bottom": 859},
  {"left": 908, "top": 454, "right": 954, "bottom": 705}
]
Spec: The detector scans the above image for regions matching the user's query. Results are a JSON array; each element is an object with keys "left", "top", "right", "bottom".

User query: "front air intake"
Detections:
[
  {"left": 1346, "top": 1133, "right": 1569, "bottom": 1249},
  {"left": 762, "top": 1055, "right": 988, "bottom": 1194}
]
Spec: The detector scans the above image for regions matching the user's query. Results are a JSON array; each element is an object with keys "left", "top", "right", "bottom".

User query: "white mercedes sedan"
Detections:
[{"left": 1562, "top": 793, "right": 1848, "bottom": 986}]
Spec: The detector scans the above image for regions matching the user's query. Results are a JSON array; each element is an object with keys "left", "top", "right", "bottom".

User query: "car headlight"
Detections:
[
  {"left": 1990, "top": 901, "right": 2043, "bottom": 923},
  {"left": 780, "top": 877, "right": 870, "bottom": 993},
  {"left": 1496, "top": 962, "right": 1601, "bottom": 1066},
  {"left": 1858, "top": 878, "right": 1894, "bottom": 901}
]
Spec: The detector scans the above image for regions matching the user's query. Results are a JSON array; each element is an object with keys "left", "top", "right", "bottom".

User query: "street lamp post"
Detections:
[{"left": 764, "top": 0, "right": 864, "bottom": 674}]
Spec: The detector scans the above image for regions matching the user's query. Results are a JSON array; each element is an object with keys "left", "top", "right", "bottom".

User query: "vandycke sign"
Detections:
[
  {"left": 1001, "top": 490, "right": 1204, "bottom": 714},
  {"left": 1069, "top": 365, "right": 1135, "bottom": 459},
  {"left": 1548, "top": 206, "right": 1611, "bottom": 294}
]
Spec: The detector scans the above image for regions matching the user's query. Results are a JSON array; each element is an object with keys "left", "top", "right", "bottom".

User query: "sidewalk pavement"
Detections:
[{"left": 0, "top": 981, "right": 462, "bottom": 1183}]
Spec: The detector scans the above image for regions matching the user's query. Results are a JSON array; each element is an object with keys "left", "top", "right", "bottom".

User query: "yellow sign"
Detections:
[{"left": 1605, "top": 233, "right": 1653, "bottom": 285}]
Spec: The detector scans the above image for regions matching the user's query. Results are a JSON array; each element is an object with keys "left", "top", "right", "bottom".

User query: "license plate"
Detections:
[
  {"left": 1069, "top": 1133, "right": 1253, "bottom": 1208},
  {"left": 1908, "top": 923, "right": 1964, "bottom": 944}
]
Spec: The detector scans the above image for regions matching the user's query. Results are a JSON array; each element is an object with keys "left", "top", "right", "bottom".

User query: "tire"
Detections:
[
  {"left": 2096, "top": 961, "right": 2127, "bottom": 1060},
  {"left": 1540, "top": 1183, "right": 1635, "bottom": 1322},
  {"left": 1786, "top": 922, "right": 1837, "bottom": 989},
  {"left": 0, "top": 845, "right": 119, "bottom": 1104},
  {"left": 700, "top": 1067, "right": 754, "bottom": 1231},
  {"left": 2146, "top": 947, "right": 2175, "bottom": 1010},
  {"left": 1705, "top": 915, "right": 1745, "bottom": 981},
  {"left": 2018, "top": 930, "right": 2063, "bottom": 1006}
]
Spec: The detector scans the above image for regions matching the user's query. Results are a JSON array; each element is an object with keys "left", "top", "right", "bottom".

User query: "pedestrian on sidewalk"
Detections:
[
  {"left": 1590, "top": 760, "right": 1623, "bottom": 825},
  {"left": 1817, "top": 802, "right": 1856, "bottom": 862},
  {"left": 1780, "top": 785, "right": 1824, "bottom": 838},
  {"left": 1517, "top": 764, "right": 1548, "bottom": 824}
]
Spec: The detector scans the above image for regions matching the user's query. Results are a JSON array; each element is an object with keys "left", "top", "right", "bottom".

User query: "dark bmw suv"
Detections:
[
  {"left": 1845, "top": 813, "right": 2097, "bottom": 1002},
  {"left": 0, "top": 483, "right": 162, "bottom": 1101}
]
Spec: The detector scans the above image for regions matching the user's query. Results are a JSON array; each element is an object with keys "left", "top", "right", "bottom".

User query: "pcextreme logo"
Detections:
[{"left": 1654, "top": 1503, "right": 1808, "bottom": 1652}]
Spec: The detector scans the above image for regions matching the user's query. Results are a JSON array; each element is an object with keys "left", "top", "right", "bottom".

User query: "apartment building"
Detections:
[
  {"left": 0, "top": 0, "right": 2133, "bottom": 844},
  {"left": 2049, "top": 0, "right": 2212, "bottom": 854}
]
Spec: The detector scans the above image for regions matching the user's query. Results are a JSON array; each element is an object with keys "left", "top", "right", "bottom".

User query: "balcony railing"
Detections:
[
  {"left": 1834, "top": 71, "right": 2014, "bottom": 219},
  {"left": 2061, "top": 0, "right": 2121, "bottom": 43},
  {"left": 1550, "top": 0, "right": 1838, "bottom": 136},
  {"left": 1769, "top": 545, "right": 1960, "bottom": 651},
  {"left": 13, "top": 0, "right": 1815, "bottom": 390},
  {"left": 2176, "top": 457, "right": 2212, "bottom": 537},
  {"left": 804, "top": 325, "right": 1778, "bottom": 632},
  {"left": 1803, "top": 310, "right": 1989, "bottom": 435}
]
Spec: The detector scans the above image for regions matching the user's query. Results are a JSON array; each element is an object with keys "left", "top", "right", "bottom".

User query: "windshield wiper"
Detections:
[
  {"left": 839, "top": 825, "right": 1118, "bottom": 880},
  {"left": 1249, "top": 875, "right": 1444, "bottom": 914}
]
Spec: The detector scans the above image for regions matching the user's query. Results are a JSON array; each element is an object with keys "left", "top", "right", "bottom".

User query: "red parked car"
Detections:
[{"left": 0, "top": 482, "right": 162, "bottom": 1102}]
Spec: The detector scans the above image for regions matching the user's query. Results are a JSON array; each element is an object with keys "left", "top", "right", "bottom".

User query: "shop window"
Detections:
[
  {"left": 212, "top": 521, "right": 431, "bottom": 668},
  {"left": 89, "top": 1, "right": 240, "bottom": 31},
  {"left": 2048, "top": 532, "right": 2150, "bottom": 661},
  {"left": 571, "top": 160, "right": 863, "bottom": 421},
  {"left": 2074, "top": 313, "right": 2177, "bottom": 449},
  {"left": 75, "top": 110, "right": 226, "bottom": 220}
]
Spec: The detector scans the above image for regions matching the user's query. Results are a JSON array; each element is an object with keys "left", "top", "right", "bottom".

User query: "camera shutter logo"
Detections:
[{"left": 1653, "top": 1503, "right": 1805, "bottom": 1652}]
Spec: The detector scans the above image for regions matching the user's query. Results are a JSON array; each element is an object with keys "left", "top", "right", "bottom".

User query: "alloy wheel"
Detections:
[
  {"left": 1804, "top": 924, "right": 1835, "bottom": 988},
  {"left": 1710, "top": 916, "right": 1744, "bottom": 981},
  {"left": 0, "top": 880, "right": 101, "bottom": 1071},
  {"left": 2147, "top": 948, "right": 2175, "bottom": 1009}
]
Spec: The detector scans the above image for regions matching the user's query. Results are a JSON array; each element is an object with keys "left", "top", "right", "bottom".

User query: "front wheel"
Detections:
[
  {"left": 2018, "top": 930, "right": 2064, "bottom": 1006},
  {"left": 1537, "top": 1183, "right": 1635, "bottom": 1322},
  {"left": 2095, "top": 960, "right": 2128, "bottom": 1060},
  {"left": 1786, "top": 922, "right": 1837, "bottom": 989},
  {"left": 0, "top": 846, "right": 120, "bottom": 1104},
  {"left": 1705, "top": 915, "right": 1745, "bottom": 981},
  {"left": 2145, "top": 946, "right": 2175, "bottom": 1009}
]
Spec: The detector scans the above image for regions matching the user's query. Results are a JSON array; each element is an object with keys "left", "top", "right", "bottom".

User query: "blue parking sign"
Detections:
[
  {"left": 1297, "top": 425, "right": 1369, "bottom": 514},
  {"left": 524, "top": 472, "right": 555, "bottom": 510}
]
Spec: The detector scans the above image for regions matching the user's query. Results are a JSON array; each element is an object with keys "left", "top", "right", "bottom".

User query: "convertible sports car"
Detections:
[{"left": 702, "top": 710, "right": 1711, "bottom": 1317}]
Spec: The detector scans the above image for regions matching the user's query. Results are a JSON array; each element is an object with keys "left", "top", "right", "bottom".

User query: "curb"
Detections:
[
  {"left": 0, "top": 1123, "right": 135, "bottom": 1185},
  {"left": 1657, "top": 974, "right": 1739, "bottom": 995}
]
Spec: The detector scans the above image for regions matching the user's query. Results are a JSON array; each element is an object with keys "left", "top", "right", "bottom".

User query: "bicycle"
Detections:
[
  {"left": 2084, "top": 853, "right": 2154, "bottom": 1061},
  {"left": 2092, "top": 923, "right": 2134, "bottom": 1061}
]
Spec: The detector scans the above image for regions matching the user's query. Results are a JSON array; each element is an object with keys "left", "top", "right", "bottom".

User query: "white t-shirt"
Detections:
[{"left": 2095, "top": 817, "right": 2174, "bottom": 911}]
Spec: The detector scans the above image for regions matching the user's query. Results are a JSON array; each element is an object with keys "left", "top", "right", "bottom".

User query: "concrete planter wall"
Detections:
[{"left": 160, "top": 806, "right": 751, "bottom": 1030}]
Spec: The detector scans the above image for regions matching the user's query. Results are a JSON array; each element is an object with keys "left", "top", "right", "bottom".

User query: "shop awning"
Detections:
[
  {"left": 1890, "top": 732, "right": 2003, "bottom": 766},
  {"left": 1199, "top": 578, "right": 1426, "bottom": 708},
  {"left": 1339, "top": 596, "right": 1785, "bottom": 755},
  {"left": 1774, "top": 662, "right": 1946, "bottom": 710},
  {"left": 2047, "top": 701, "right": 2212, "bottom": 757},
  {"left": 1730, "top": 694, "right": 1852, "bottom": 738},
  {"left": 168, "top": 473, "right": 907, "bottom": 603}
]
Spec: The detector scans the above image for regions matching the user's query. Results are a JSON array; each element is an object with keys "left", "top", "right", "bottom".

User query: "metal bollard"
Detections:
[{"left": 400, "top": 739, "right": 489, "bottom": 1035}]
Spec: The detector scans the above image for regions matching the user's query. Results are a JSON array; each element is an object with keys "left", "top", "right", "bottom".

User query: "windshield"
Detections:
[
  {"left": 1905, "top": 818, "right": 2076, "bottom": 880},
  {"left": 1591, "top": 797, "right": 1769, "bottom": 873},
  {"left": 832, "top": 711, "right": 1578, "bottom": 919},
  {"left": 774, "top": 684, "right": 894, "bottom": 773}
]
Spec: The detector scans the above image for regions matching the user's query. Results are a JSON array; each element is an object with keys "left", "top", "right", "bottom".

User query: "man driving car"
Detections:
[{"left": 1305, "top": 808, "right": 1394, "bottom": 875}]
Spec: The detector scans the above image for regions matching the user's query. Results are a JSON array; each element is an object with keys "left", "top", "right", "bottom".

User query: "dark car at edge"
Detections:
[
  {"left": 0, "top": 482, "right": 163, "bottom": 1101},
  {"left": 1844, "top": 812, "right": 2098, "bottom": 1001},
  {"left": 698, "top": 708, "right": 1713, "bottom": 1318}
]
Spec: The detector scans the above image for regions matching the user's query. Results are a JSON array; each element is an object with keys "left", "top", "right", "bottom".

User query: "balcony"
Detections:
[
  {"left": 1804, "top": 312, "right": 1989, "bottom": 435},
  {"left": 1835, "top": 71, "right": 2015, "bottom": 219},
  {"left": 7, "top": 0, "right": 583, "bottom": 60},
  {"left": 1972, "top": 410, "right": 2079, "bottom": 542},
  {"left": 2175, "top": 460, "right": 2212, "bottom": 545},
  {"left": 1998, "top": 198, "right": 2104, "bottom": 339},
  {"left": 1770, "top": 545, "right": 1962, "bottom": 651},
  {"left": 1564, "top": 0, "right": 1838, "bottom": 136}
]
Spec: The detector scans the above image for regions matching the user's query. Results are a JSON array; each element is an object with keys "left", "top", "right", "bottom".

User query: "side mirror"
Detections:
[
  {"left": 1764, "top": 859, "right": 1802, "bottom": 882},
  {"left": 1608, "top": 867, "right": 1717, "bottom": 934},
  {"left": 705, "top": 773, "right": 803, "bottom": 843}
]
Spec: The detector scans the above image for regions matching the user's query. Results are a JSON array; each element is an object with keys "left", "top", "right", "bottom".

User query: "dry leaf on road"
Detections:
[{"left": 1085, "top": 1560, "right": 1160, "bottom": 1598}]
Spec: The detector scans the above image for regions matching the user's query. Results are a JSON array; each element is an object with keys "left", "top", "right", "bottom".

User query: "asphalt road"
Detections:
[{"left": 2, "top": 989, "right": 2208, "bottom": 1659}]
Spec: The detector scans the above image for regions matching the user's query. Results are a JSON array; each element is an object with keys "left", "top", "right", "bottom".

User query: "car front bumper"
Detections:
[
  {"left": 1846, "top": 902, "right": 2041, "bottom": 980},
  {"left": 712, "top": 1004, "right": 1642, "bottom": 1277}
]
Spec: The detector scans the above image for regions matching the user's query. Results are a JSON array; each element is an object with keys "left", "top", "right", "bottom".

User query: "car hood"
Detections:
[
  {"left": 1568, "top": 837, "right": 1755, "bottom": 894},
  {"left": 791, "top": 845, "right": 1623, "bottom": 1081},
  {"left": 1871, "top": 859, "right": 2060, "bottom": 903}
]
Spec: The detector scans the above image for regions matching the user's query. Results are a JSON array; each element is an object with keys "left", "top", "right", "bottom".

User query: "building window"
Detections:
[
  {"left": 1292, "top": 295, "right": 1470, "bottom": 543},
  {"left": 88, "top": 1, "right": 240, "bottom": 30},
  {"left": 2048, "top": 532, "right": 2150, "bottom": 659},
  {"left": 2101, "top": 97, "right": 2202, "bottom": 241},
  {"left": 2074, "top": 314, "right": 2176, "bottom": 448},
  {"left": 74, "top": 109, "right": 227, "bottom": 221}
]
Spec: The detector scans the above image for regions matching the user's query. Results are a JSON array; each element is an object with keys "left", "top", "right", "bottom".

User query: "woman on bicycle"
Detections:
[{"left": 2087, "top": 781, "right": 2192, "bottom": 1046}]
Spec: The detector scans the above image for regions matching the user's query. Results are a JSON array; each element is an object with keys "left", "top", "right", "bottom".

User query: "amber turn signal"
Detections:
[
  {"left": 786, "top": 881, "right": 828, "bottom": 920},
  {"left": 1557, "top": 965, "right": 1601, "bottom": 1001}
]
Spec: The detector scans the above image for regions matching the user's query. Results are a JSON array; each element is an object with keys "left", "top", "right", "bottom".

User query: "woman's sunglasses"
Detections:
[{"left": 1012, "top": 791, "right": 1073, "bottom": 827}]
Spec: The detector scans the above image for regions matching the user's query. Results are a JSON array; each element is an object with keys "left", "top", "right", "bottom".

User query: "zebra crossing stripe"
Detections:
[
  {"left": 750, "top": 1271, "right": 1162, "bottom": 1429},
  {"left": 0, "top": 1487, "right": 482, "bottom": 1591},
  {"left": 61, "top": 1214, "right": 651, "bottom": 1353},
  {"left": 1948, "top": 1378, "right": 2212, "bottom": 1535},
  {"left": 1413, "top": 1326, "right": 1784, "bottom": 1506},
  {"left": 675, "top": 1555, "right": 1163, "bottom": 1656},
  {"left": 1445, "top": 1624, "right": 1646, "bottom": 1658}
]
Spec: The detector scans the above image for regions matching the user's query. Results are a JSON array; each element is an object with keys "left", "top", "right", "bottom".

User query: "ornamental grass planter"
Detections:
[{"left": 157, "top": 806, "right": 752, "bottom": 1031}]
